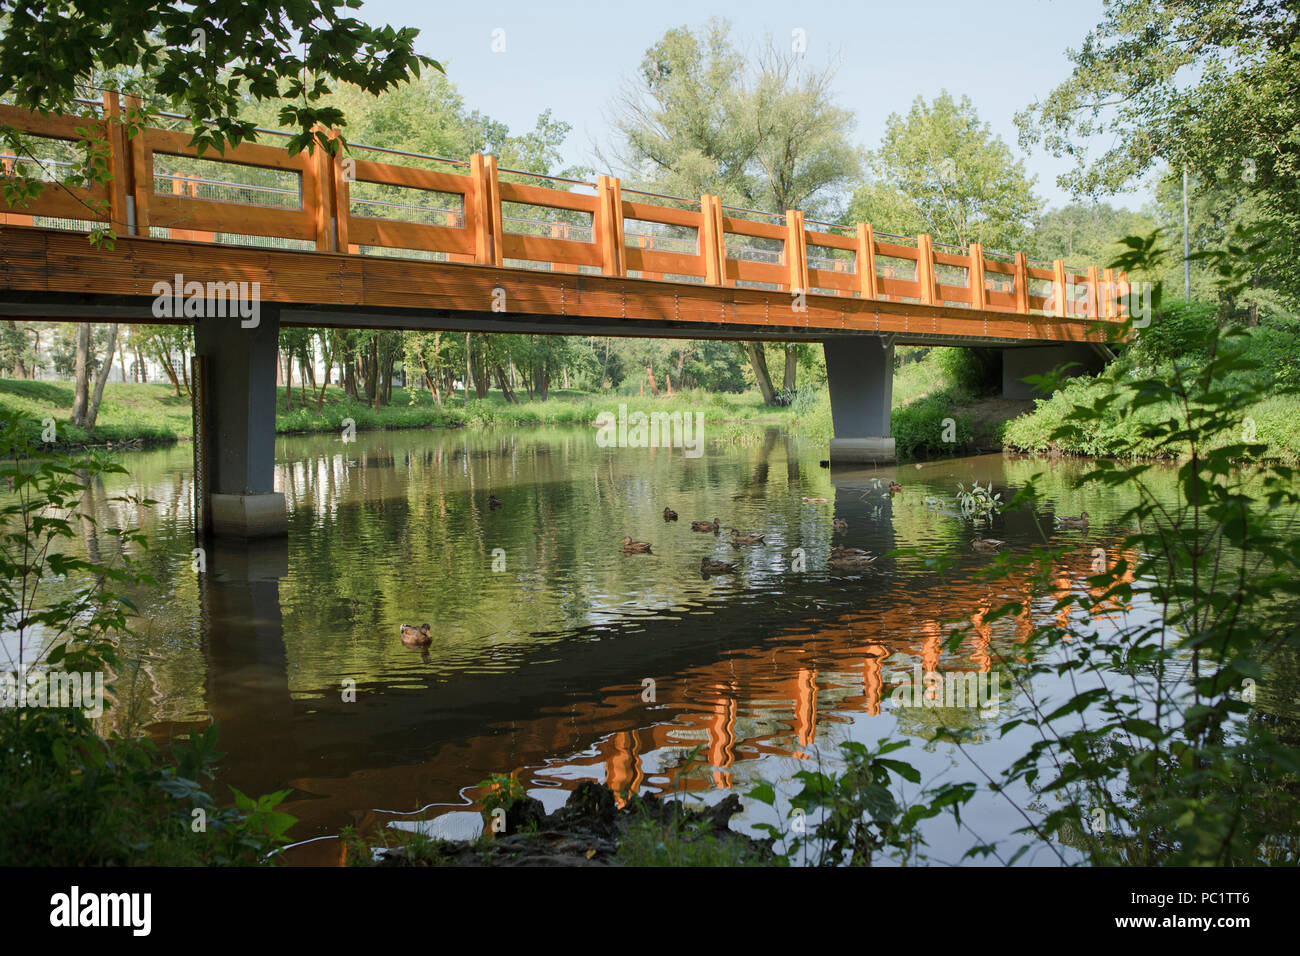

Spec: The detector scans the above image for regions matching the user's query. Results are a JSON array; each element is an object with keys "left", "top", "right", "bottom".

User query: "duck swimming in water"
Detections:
[
  {"left": 1055, "top": 512, "right": 1089, "bottom": 530},
  {"left": 621, "top": 536, "right": 653, "bottom": 554},
  {"left": 691, "top": 518, "right": 721, "bottom": 533},
  {"left": 400, "top": 623, "right": 432, "bottom": 646},
  {"left": 488, "top": 494, "right": 503, "bottom": 510},
  {"left": 663, "top": 507, "right": 679, "bottom": 522},
  {"left": 971, "top": 537, "right": 1006, "bottom": 553},
  {"left": 831, "top": 546, "right": 871, "bottom": 558},
  {"left": 829, "top": 553, "right": 876, "bottom": 568},
  {"left": 729, "top": 531, "right": 765, "bottom": 545},
  {"left": 700, "top": 556, "right": 737, "bottom": 576},
  {"left": 832, "top": 518, "right": 848, "bottom": 531}
]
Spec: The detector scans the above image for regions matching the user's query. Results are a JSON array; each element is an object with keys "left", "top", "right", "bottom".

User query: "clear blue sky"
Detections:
[{"left": 358, "top": 0, "right": 1151, "bottom": 212}]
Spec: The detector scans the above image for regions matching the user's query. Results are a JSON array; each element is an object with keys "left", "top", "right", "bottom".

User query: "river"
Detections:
[{"left": 13, "top": 422, "right": 1294, "bottom": 865}]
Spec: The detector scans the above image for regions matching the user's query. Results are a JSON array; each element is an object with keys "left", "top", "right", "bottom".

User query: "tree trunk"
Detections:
[
  {"left": 6, "top": 321, "right": 28, "bottom": 378},
  {"left": 783, "top": 344, "right": 798, "bottom": 393},
  {"left": 284, "top": 349, "right": 293, "bottom": 412},
  {"left": 493, "top": 363, "right": 518, "bottom": 402},
  {"left": 382, "top": 338, "right": 395, "bottom": 405},
  {"left": 646, "top": 366, "right": 659, "bottom": 397},
  {"left": 743, "top": 342, "right": 777, "bottom": 405},
  {"left": 464, "top": 332, "right": 472, "bottom": 404},
  {"left": 71, "top": 324, "right": 92, "bottom": 427},
  {"left": 316, "top": 331, "right": 336, "bottom": 412},
  {"left": 534, "top": 362, "right": 550, "bottom": 402},
  {"left": 156, "top": 348, "right": 181, "bottom": 397},
  {"left": 84, "top": 324, "right": 119, "bottom": 431}
]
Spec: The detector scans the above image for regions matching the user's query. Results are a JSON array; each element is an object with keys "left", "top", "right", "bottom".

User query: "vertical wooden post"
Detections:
[
  {"left": 701, "top": 194, "right": 726, "bottom": 286},
  {"left": 1087, "top": 265, "right": 1100, "bottom": 319},
  {"left": 1103, "top": 268, "right": 1116, "bottom": 319},
  {"left": 101, "top": 91, "right": 131, "bottom": 234},
  {"left": 186, "top": 174, "right": 213, "bottom": 243},
  {"left": 485, "top": 154, "right": 503, "bottom": 267},
  {"left": 1117, "top": 271, "right": 1130, "bottom": 319},
  {"left": 596, "top": 175, "right": 625, "bottom": 277},
  {"left": 471, "top": 153, "right": 502, "bottom": 267},
  {"left": 311, "top": 128, "right": 338, "bottom": 252},
  {"left": 1053, "top": 259, "right": 1068, "bottom": 318},
  {"left": 969, "top": 242, "right": 986, "bottom": 310},
  {"left": 170, "top": 174, "right": 190, "bottom": 241},
  {"left": 333, "top": 143, "right": 351, "bottom": 253},
  {"left": 126, "top": 94, "right": 150, "bottom": 234},
  {"left": 785, "top": 209, "right": 808, "bottom": 294},
  {"left": 1014, "top": 252, "right": 1029, "bottom": 314},
  {"left": 916, "top": 233, "right": 935, "bottom": 305},
  {"left": 856, "top": 223, "right": 877, "bottom": 299}
]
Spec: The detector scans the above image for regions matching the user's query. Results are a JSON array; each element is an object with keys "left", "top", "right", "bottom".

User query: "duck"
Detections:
[
  {"left": 831, "top": 546, "right": 872, "bottom": 558},
  {"left": 700, "top": 557, "right": 737, "bottom": 575},
  {"left": 621, "top": 536, "right": 653, "bottom": 554},
  {"left": 729, "top": 531, "right": 765, "bottom": 545},
  {"left": 663, "top": 507, "right": 679, "bottom": 522},
  {"left": 488, "top": 494, "right": 503, "bottom": 510},
  {"left": 400, "top": 623, "right": 432, "bottom": 646},
  {"left": 829, "top": 553, "right": 876, "bottom": 568},
  {"left": 1055, "top": 512, "right": 1089, "bottom": 530},
  {"left": 889, "top": 481, "right": 902, "bottom": 494},
  {"left": 691, "top": 518, "right": 721, "bottom": 533},
  {"left": 832, "top": 518, "right": 848, "bottom": 531},
  {"left": 971, "top": 537, "right": 1006, "bottom": 553},
  {"left": 802, "top": 496, "right": 830, "bottom": 503}
]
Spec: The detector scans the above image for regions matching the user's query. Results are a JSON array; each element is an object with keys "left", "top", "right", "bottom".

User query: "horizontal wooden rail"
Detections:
[{"left": 0, "top": 98, "right": 1127, "bottom": 324}]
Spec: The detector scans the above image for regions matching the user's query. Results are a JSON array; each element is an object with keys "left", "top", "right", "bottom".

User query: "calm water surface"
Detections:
[{"left": 26, "top": 424, "right": 1294, "bottom": 864}]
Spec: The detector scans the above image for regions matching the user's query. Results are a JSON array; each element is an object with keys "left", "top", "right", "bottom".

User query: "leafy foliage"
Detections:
[{"left": 0, "top": 413, "right": 296, "bottom": 864}]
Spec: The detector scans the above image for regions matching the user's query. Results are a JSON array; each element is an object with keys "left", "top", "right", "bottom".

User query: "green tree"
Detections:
[
  {"left": 1016, "top": 0, "right": 1300, "bottom": 306},
  {"left": 0, "top": 0, "right": 439, "bottom": 156},
  {"left": 1030, "top": 202, "right": 1157, "bottom": 267},
  {"left": 849, "top": 91, "right": 1042, "bottom": 251},
  {"left": 606, "top": 19, "right": 861, "bottom": 402}
]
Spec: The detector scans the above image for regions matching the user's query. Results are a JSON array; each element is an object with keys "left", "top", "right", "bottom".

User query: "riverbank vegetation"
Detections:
[{"left": 0, "top": 418, "right": 296, "bottom": 865}]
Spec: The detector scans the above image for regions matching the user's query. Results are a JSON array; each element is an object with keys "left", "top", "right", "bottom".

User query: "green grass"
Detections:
[
  {"left": 0, "top": 351, "right": 1005, "bottom": 461},
  {"left": 0, "top": 378, "right": 808, "bottom": 444},
  {"left": 1002, "top": 322, "right": 1300, "bottom": 463},
  {"left": 0, "top": 379, "right": 193, "bottom": 443}
]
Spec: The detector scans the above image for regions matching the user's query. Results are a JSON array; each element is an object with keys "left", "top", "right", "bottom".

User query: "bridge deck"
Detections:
[{"left": 0, "top": 92, "right": 1125, "bottom": 344}]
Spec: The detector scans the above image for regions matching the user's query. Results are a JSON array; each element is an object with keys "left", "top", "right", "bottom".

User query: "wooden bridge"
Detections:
[{"left": 0, "top": 91, "right": 1122, "bottom": 535}]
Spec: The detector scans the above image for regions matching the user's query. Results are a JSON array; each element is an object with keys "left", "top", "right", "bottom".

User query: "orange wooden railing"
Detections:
[{"left": 0, "top": 91, "right": 1128, "bottom": 321}]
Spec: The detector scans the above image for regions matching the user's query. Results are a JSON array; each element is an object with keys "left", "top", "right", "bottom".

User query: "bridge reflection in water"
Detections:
[{"left": 182, "top": 482, "right": 1136, "bottom": 866}]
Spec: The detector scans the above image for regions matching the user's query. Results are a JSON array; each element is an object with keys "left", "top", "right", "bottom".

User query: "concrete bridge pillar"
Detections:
[
  {"left": 824, "top": 335, "right": 895, "bottom": 465},
  {"left": 1002, "top": 343, "right": 1106, "bottom": 400},
  {"left": 193, "top": 307, "right": 287, "bottom": 538}
]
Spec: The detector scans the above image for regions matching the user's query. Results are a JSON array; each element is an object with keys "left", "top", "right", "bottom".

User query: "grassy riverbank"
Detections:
[
  {"left": 13, "top": 332, "right": 1296, "bottom": 462},
  {"left": 0, "top": 378, "right": 803, "bottom": 445},
  {"left": 1003, "top": 312, "right": 1300, "bottom": 462},
  {"left": 0, "top": 352, "right": 1042, "bottom": 458}
]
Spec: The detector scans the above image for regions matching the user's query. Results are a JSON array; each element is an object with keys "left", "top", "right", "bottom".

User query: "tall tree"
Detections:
[
  {"left": 849, "top": 91, "right": 1042, "bottom": 252},
  {"left": 84, "top": 324, "right": 119, "bottom": 431},
  {"left": 1016, "top": 0, "right": 1300, "bottom": 307},
  {"left": 605, "top": 19, "right": 862, "bottom": 401}
]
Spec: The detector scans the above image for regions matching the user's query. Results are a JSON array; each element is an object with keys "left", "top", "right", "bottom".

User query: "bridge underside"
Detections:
[{"left": 1, "top": 227, "right": 1113, "bottom": 535}]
